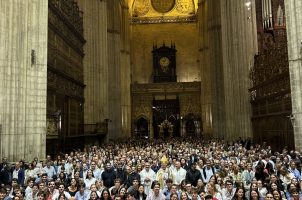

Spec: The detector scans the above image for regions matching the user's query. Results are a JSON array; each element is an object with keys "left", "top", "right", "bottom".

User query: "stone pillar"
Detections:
[
  {"left": 0, "top": 0, "right": 48, "bottom": 161},
  {"left": 198, "top": 0, "right": 225, "bottom": 139},
  {"left": 198, "top": 0, "right": 257, "bottom": 140},
  {"left": 120, "top": 2, "right": 132, "bottom": 138},
  {"left": 220, "top": 0, "right": 257, "bottom": 140},
  {"left": 285, "top": 0, "right": 302, "bottom": 150},
  {"left": 77, "top": 0, "right": 109, "bottom": 125},
  {"left": 107, "top": 0, "right": 122, "bottom": 140}
]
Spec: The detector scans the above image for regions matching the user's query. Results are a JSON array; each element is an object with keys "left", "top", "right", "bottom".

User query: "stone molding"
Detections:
[{"left": 131, "top": 81, "right": 201, "bottom": 94}]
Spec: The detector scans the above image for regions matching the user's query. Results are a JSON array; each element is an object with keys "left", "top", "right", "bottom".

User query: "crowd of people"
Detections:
[{"left": 0, "top": 137, "right": 302, "bottom": 200}]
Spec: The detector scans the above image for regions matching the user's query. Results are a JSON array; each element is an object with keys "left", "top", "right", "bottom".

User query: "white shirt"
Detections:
[
  {"left": 84, "top": 177, "right": 96, "bottom": 190},
  {"left": 171, "top": 167, "right": 186, "bottom": 185},
  {"left": 52, "top": 191, "right": 71, "bottom": 200}
]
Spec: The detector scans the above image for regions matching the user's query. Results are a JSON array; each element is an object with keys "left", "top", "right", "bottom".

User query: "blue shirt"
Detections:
[{"left": 75, "top": 191, "right": 89, "bottom": 200}]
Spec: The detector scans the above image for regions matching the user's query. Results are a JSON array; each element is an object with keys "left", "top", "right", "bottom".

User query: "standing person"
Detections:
[
  {"left": 24, "top": 163, "right": 36, "bottom": 185},
  {"left": 25, "top": 183, "right": 39, "bottom": 200},
  {"left": 0, "top": 157, "right": 11, "bottom": 187},
  {"left": 100, "top": 188, "right": 112, "bottom": 200},
  {"left": 136, "top": 185, "right": 147, "bottom": 200},
  {"left": 140, "top": 162, "right": 156, "bottom": 195},
  {"left": 90, "top": 162, "right": 102, "bottom": 181},
  {"left": 146, "top": 182, "right": 165, "bottom": 200},
  {"left": 47, "top": 181, "right": 59, "bottom": 200},
  {"left": 52, "top": 183, "right": 71, "bottom": 200},
  {"left": 12, "top": 162, "right": 24, "bottom": 186},
  {"left": 109, "top": 179, "right": 122, "bottom": 197},
  {"left": 171, "top": 161, "right": 186, "bottom": 186},
  {"left": 221, "top": 180, "right": 236, "bottom": 200},
  {"left": 271, "top": 190, "right": 282, "bottom": 200},
  {"left": 265, "top": 193, "right": 274, "bottom": 200},
  {"left": 66, "top": 178, "right": 78, "bottom": 197},
  {"left": 43, "top": 162, "right": 56, "bottom": 181},
  {"left": 84, "top": 170, "right": 96, "bottom": 191},
  {"left": 232, "top": 187, "right": 247, "bottom": 200},
  {"left": 0, "top": 189, "right": 6, "bottom": 200},
  {"left": 288, "top": 161, "right": 301, "bottom": 182},
  {"left": 75, "top": 183, "right": 89, "bottom": 200},
  {"left": 202, "top": 160, "right": 215, "bottom": 184},
  {"left": 249, "top": 190, "right": 260, "bottom": 200},
  {"left": 126, "top": 167, "right": 140, "bottom": 188},
  {"left": 242, "top": 163, "right": 255, "bottom": 191},
  {"left": 102, "top": 163, "right": 116, "bottom": 188},
  {"left": 185, "top": 162, "right": 202, "bottom": 187},
  {"left": 156, "top": 164, "right": 172, "bottom": 190},
  {"left": 206, "top": 182, "right": 222, "bottom": 200},
  {"left": 116, "top": 163, "right": 127, "bottom": 185}
]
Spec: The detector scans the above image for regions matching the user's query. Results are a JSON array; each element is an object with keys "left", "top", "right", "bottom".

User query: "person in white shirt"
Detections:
[
  {"left": 25, "top": 163, "right": 36, "bottom": 185},
  {"left": 221, "top": 180, "right": 236, "bottom": 200},
  {"left": 52, "top": 183, "right": 71, "bottom": 200},
  {"left": 84, "top": 170, "right": 96, "bottom": 191},
  {"left": 171, "top": 161, "right": 186, "bottom": 186},
  {"left": 43, "top": 162, "right": 56, "bottom": 180},
  {"left": 201, "top": 160, "right": 215, "bottom": 184},
  {"left": 146, "top": 181, "right": 165, "bottom": 200},
  {"left": 140, "top": 162, "right": 156, "bottom": 195},
  {"left": 90, "top": 162, "right": 102, "bottom": 181}
]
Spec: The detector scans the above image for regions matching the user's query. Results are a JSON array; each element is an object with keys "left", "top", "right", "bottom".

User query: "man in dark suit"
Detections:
[
  {"left": 12, "top": 162, "right": 24, "bottom": 186},
  {"left": 0, "top": 157, "right": 11, "bottom": 187},
  {"left": 188, "top": 150, "right": 199, "bottom": 168}
]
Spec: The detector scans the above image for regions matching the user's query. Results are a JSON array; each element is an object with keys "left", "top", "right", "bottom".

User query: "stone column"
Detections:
[
  {"left": 0, "top": 0, "right": 48, "bottom": 161},
  {"left": 107, "top": 0, "right": 122, "bottom": 140},
  {"left": 198, "top": 0, "right": 226, "bottom": 139},
  {"left": 77, "top": 0, "right": 109, "bottom": 126},
  {"left": 120, "top": 2, "right": 132, "bottom": 138},
  {"left": 285, "top": 0, "right": 302, "bottom": 150},
  {"left": 198, "top": 0, "right": 257, "bottom": 140},
  {"left": 220, "top": 0, "right": 257, "bottom": 140}
]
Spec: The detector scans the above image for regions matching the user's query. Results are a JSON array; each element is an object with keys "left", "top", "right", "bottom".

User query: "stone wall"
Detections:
[{"left": 131, "top": 23, "right": 200, "bottom": 83}]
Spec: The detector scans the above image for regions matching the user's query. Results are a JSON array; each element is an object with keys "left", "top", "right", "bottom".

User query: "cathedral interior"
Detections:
[{"left": 0, "top": 0, "right": 302, "bottom": 161}]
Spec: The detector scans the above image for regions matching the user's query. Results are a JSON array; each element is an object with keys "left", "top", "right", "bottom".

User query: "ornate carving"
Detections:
[
  {"left": 151, "top": 0, "right": 175, "bottom": 13},
  {"left": 132, "top": 15, "right": 197, "bottom": 24},
  {"left": 47, "top": 118, "right": 59, "bottom": 136},
  {"left": 47, "top": 70, "right": 84, "bottom": 99},
  {"left": 175, "top": 0, "right": 195, "bottom": 14},
  {"left": 131, "top": 82, "right": 201, "bottom": 94},
  {"left": 49, "top": 0, "right": 83, "bottom": 34},
  {"left": 48, "top": 10, "right": 84, "bottom": 54},
  {"left": 179, "top": 95, "right": 201, "bottom": 117},
  {"left": 132, "top": 95, "right": 153, "bottom": 123},
  {"left": 132, "top": 0, "right": 151, "bottom": 17}
]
